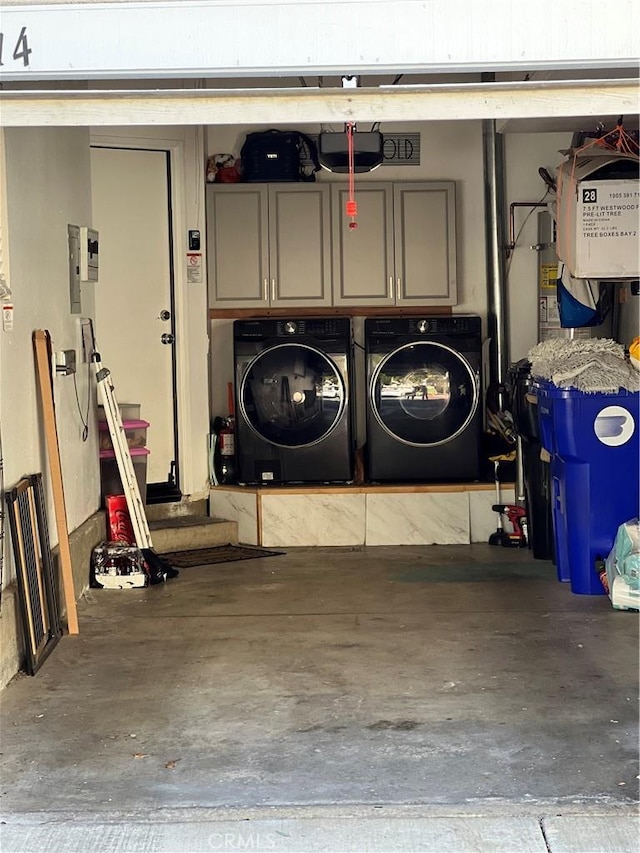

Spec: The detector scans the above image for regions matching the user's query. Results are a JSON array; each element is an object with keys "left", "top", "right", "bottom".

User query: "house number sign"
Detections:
[{"left": 0, "top": 26, "right": 32, "bottom": 67}]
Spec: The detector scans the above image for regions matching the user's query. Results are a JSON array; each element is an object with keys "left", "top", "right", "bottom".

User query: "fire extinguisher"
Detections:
[{"left": 212, "top": 415, "right": 237, "bottom": 485}]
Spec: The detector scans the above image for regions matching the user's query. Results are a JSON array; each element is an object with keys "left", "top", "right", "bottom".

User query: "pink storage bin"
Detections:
[
  {"left": 99, "top": 447, "right": 150, "bottom": 505},
  {"left": 98, "top": 419, "right": 149, "bottom": 451}
]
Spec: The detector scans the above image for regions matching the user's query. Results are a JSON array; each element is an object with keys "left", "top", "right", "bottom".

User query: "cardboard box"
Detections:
[{"left": 556, "top": 150, "right": 639, "bottom": 279}]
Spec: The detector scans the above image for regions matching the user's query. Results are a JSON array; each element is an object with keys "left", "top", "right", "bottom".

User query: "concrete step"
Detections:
[
  {"left": 145, "top": 498, "right": 208, "bottom": 523},
  {"left": 149, "top": 515, "right": 238, "bottom": 554}
]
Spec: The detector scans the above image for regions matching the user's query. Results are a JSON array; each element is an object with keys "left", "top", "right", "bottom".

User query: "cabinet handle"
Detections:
[
  {"left": 263, "top": 278, "right": 268, "bottom": 301},
  {"left": 388, "top": 276, "right": 393, "bottom": 299},
  {"left": 396, "top": 277, "right": 402, "bottom": 301},
  {"left": 271, "top": 279, "right": 276, "bottom": 302}
]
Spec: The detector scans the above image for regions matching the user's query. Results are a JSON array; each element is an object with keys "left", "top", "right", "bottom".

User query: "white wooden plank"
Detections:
[{"left": 0, "top": 79, "right": 638, "bottom": 127}]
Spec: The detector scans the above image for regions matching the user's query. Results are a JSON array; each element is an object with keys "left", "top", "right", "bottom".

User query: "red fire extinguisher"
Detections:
[{"left": 212, "top": 415, "right": 237, "bottom": 485}]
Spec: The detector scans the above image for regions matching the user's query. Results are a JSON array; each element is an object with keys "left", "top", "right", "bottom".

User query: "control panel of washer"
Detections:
[
  {"left": 276, "top": 319, "right": 348, "bottom": 338},
  {"left": 408, "top": 317, "right": 478, "bottom": 335}
]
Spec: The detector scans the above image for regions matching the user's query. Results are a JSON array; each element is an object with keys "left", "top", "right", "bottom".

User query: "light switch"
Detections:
[{"left": 2, "top": 302, "right": 14, "bottom": 331}]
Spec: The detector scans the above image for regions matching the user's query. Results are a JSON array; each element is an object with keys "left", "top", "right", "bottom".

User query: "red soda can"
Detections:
[{"left": 106, "top": 494, "right": 135, "bottom": 544}]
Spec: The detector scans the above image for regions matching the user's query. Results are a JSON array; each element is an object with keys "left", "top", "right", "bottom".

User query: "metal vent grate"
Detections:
[{"left": 6, "top": 474, "right": 63, "bottom": 674}]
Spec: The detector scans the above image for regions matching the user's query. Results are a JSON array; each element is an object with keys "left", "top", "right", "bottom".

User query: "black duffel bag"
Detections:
[{"left": 240, "top": 130, "right": 321, "bottom": 182}]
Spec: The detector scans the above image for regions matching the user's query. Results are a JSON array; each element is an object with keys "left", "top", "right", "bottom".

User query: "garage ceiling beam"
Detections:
[{"left": 1, "top": 79, "right": 638, "bottom": 127}]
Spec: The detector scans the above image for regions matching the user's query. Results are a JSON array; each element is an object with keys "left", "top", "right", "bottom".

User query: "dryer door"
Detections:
[
  {"left": 370, "top": 341, "right": 478, "bottom": 446},
  {"left": 240, "top": 343, "right": 347, "bottom": 448}
]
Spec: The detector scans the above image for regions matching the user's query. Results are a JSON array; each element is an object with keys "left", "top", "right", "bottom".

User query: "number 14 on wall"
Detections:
[{"left": 0, "top": 27, "right": 32, "bottom": 67}]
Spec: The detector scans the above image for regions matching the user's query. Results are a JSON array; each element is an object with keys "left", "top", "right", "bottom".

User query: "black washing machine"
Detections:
[
  {"left": 365, "top": 315, "right": 482, "bottom": 482},
  {"left": 234, "top": 317, "right": 354, "bottom": 484}
]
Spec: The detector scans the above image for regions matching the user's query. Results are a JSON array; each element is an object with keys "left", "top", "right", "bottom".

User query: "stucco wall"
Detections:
[
  {"left": 1, "top": 127, "right": 100, "bottom": 565},
  {"left": 0, "top": 127, "right": 101, "bottom": 680}
]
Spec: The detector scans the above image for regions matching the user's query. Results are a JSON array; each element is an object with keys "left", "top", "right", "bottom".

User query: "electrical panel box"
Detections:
[
  {"left": 79, "top": 226, "right": 99, "bottom": 282},
  {"left": 67, "top": 224, "right": 82, "bottom": 314}
]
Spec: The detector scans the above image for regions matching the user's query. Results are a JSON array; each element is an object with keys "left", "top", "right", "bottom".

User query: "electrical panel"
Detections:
[{"left": 67, "top": 224, "right": 82, "bottom": 314}]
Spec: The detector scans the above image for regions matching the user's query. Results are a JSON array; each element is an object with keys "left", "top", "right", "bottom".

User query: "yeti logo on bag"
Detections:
[{"left": 241, "top": 130, "right": 321, "bottom": 183}]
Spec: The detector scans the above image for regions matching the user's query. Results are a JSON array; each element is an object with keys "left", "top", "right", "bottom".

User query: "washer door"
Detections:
[
  {"left": 370, "top": 341, "right": 478, "bottom": 446},
  {"left": 240, "top": 343, "right": 346, "bottom": 448}
]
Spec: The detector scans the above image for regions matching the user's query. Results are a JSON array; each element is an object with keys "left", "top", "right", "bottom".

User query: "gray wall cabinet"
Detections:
[
  {"left": 207, "top": 181, "right": 457, "bottom": 309},
  {"left": 332, "top": 181, "right": 457, "bottom": 307},
  {"left": 207, "top": 183, "right": 332, "bottom": 308}
]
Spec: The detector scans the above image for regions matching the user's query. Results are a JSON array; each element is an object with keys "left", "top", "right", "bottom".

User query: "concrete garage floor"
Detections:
[{"left": 0, "top": 544, "right": 638, "bottom": 852}]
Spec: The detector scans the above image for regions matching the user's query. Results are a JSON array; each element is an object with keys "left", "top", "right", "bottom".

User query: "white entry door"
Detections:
[{"left": 91, "top": 146, "right": 177, "bottom": 490}]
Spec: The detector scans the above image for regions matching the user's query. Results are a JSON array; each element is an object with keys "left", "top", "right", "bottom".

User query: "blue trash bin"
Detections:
[
  {"left": 534, "top": 381, "right": 571, "bottom": 584},
  {"left": 535, "top": 380, "right": 640, "bottom": 595}
]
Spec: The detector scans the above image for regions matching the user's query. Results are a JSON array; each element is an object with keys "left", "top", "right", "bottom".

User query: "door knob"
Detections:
[
  {"left": 161, "top": 333, "right": 174, "bottom": 345},
  {"left": 159, "top": 310, "right": 171, "bottom": 321}
]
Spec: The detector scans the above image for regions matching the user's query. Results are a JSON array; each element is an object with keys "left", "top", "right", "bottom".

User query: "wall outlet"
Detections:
[{"left": 56, "top": 349, "right": 77, "bottom": 376}]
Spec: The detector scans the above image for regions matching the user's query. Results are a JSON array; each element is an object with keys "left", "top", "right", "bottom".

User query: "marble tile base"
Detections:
[
  {"left": 210, "top": 487, "right": 517, "bottom": 547},
  {"left": 365, "top": 492, "right": 469, "bottom": 545},
  {"left": 260, "top": 494, "right": 366, "bottom": 548},
  {"left": 209, "top": 489, "right": 259, "bottom": 545}
]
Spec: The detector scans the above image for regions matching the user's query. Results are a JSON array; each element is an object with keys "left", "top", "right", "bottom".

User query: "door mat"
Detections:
[{"left": 161, "top": 544, "right": 284, "bottom": 568}]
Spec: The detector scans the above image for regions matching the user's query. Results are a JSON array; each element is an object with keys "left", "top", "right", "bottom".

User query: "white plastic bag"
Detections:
[{"left": 602, "top": 518, "right": 640, "bottom": 610}]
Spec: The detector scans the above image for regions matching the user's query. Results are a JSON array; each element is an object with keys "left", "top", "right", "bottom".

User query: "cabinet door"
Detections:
[
  {"left": 394, "top": 182, "right": 457, "bottom": 305},
  {"left": 206, "top": 185, "right": 269, "bottom": 308},
  {"left": 268, "top": 184, "right": 332, "bottom": 307},
  {"left": 331, "top": 183, "right": 395, "bottom": 306}
]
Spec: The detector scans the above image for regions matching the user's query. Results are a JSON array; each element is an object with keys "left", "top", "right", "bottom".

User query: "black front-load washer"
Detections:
[
  {"left": 365, "top": 315, "right": 482, "bottom": 482},
  {"left": 234, "top": 317, "right": 354, "bottom": 484}
]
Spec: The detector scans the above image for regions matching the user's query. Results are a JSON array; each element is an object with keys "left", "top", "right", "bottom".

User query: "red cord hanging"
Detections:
[{"left": 345, "top": 121, "right": 358, "bottom": 230}]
